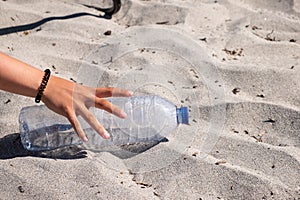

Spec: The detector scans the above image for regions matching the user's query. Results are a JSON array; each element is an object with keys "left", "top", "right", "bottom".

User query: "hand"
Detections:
[
  {"left": 42, "top": 75, "right": 132, "bottom": 142},
  {"left": 0, "top": 52, "right": 130, "bottom": 142}
]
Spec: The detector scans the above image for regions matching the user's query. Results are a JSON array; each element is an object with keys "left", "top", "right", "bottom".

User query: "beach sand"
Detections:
[{"left": 0, "top": 0, "right": 299, "bottom": 199}]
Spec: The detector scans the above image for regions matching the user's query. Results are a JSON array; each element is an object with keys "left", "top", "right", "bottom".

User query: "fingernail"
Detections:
[
  {"left": 128, "top": 91, "right": 134, "bottom": 96},
  {"left": 104, "top": 130, "right": 110, "bottom": 139},
  {"left": 120, "top": 110, "right": 127, "bottom": 118},
  {"left": 83, "top": 136, "right": 88, "bottom": 142}
]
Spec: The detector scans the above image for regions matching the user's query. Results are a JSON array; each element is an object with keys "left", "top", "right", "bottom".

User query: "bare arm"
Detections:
[
  {"left": 0, "top": 52, "right": 44, "bottom": 97},
  {"left": 0, "top": 52, "right": 132, "bottom": 142}
]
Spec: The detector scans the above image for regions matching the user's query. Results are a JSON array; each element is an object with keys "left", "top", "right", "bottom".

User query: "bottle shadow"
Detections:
[
  {"left": 101, "top": 137, "right": 169, "bottom": 159},
  {"left": 0, "top": 133, "right": 168, "bottom": 160},
  {"left": 0, "top": 133, "right": 87, "bottom": 160}
]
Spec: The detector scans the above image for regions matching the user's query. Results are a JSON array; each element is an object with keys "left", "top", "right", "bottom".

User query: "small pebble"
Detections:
[
  {"left": 215, "top": 160, "right": 227, "bottom": 165},
  {"left": 104, "top": 30, "right": 112, "bottom": 36},
  {"left": 232, "top": 88, "right": 241, "bottom": 94},
  {"left": 18, "top": 186, "right": 25, "bottom": 193}
]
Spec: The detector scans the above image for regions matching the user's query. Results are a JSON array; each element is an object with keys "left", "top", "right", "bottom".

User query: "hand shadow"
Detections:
[{"left": 0, "top": 133, "right": 87, "bottom": 160}]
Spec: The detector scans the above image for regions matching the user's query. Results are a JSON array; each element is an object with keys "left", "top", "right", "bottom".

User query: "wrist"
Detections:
[{"left": 41, "top": 74, "right": 75, "bottom": 104}]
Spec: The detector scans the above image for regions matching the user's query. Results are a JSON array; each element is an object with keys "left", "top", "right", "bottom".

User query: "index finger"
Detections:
[{"left": 95, "top": 87, "right": 133, "bottom": 98}]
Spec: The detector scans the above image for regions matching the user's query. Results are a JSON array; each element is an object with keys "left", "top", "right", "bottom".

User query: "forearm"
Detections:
[{"left": 0, "top": 52, "right": 44, "bottom": 98}]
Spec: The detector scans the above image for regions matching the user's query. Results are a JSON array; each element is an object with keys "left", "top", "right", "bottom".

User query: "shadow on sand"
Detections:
[
  {"left": 0, "top": 0, "right": 122, "bottom": 36},
  {"left": 0, "top": 133, "right": 168, "bottom": 160},
  {"left": 0, "top": 133, "right": 87, "bottom": 160}
]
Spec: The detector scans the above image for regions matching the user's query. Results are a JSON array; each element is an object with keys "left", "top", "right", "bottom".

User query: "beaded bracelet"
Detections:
[{"left": 35, "top": 69, "right": 51, "bottom": 103}]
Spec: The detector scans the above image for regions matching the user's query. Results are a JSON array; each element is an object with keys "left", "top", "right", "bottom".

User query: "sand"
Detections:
[{"left": 0, "top": 0, "right": 299, "bottom": 199}]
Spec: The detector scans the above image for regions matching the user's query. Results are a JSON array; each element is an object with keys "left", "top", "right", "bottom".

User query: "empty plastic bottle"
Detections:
[{"left": 19, "top": 95, "right": 189, "bottom": 151}]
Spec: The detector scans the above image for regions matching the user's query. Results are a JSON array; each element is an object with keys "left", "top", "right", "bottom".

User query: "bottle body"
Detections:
[
  {"left": 19, "top": 95, "right": 188, "bottom": 151},
  {"left": 19, "top": 105, "right": 81, "bottom": 151}
]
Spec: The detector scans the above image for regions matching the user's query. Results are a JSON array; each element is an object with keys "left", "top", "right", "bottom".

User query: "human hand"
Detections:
[{"left": 42, "top": 75, "right": 132, "bottom": 142}]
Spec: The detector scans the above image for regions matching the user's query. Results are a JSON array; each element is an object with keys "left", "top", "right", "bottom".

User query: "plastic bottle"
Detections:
[{"left": 19, "top": 95, "right": 189, "bottom": 151}]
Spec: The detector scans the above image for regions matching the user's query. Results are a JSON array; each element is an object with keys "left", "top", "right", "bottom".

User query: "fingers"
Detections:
[
  {"left": 94, "top": 87, "right": 131, "bottom": 119},
  {"left": 67, "top": 107, "right": 110, "bottom": 142},
  {"left": 66, "top": 112, "right": 89, "bottom": 142},
  {"left": 96, "top": 87, "right": 133, "bottom": 98},
  {"left": 78, "top": 107, "right": 110, "bottom": 139},
  {"left": 67, "top": 87, "right": 132, "bottom": 141},
  {"left": 95, "top": 98, "right": 127, "bottom": 119}
]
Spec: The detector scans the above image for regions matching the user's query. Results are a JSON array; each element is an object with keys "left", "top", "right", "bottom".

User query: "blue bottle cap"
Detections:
[{"left": 176, "top": 107, "right": 189, "bottom": 124}]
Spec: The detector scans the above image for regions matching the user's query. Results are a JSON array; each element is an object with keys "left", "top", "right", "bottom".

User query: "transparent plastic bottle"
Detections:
[{"left": 19, "top": 95, "right": 189, "bottom": 151}]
